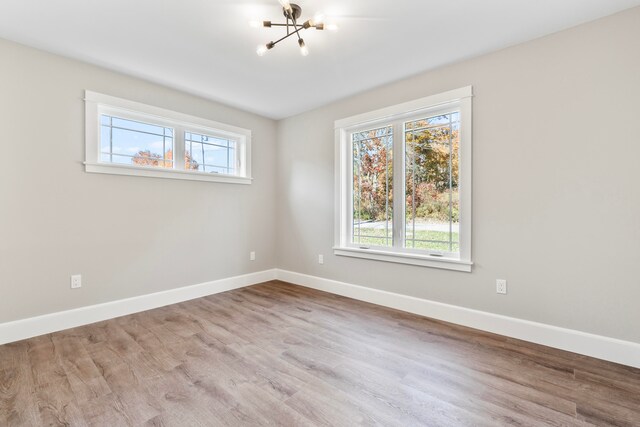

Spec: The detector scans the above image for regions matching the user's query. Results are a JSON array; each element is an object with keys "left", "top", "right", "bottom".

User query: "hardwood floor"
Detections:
[{"left": 1, "top": 280, "right": 639, "bottom": 426}]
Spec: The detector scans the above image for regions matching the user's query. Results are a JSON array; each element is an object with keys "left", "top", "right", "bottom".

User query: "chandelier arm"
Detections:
[
  {"left": 291, "top": 15, "right": 303, "bottom": 40},
  {"left": 268, "top": 23, "right": 305, "bottom": 28},
  {"left": 270, "top": 29, "right": 299, "bottom": 48}
]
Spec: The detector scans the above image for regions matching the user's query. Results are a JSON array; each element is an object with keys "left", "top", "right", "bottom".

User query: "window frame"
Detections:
[
  {"left": 84, "top": 91, "right": 252, "bottom": 184},
  {"left": 334, "top": 86, "right": 473, "bottom": 272}
]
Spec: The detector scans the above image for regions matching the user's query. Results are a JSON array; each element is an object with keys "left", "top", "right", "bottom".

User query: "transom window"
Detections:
[
  {"left": 85, "top": 91, "right": 252, "bottom": 184},
  {"left": 335, "top": 86, "right": 472, "bottom": 271}
]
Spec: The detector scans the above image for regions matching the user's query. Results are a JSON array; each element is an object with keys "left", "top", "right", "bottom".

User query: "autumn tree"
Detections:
[
  {"left": 132, "top": 149, "right": 199, "bottom": 170},
  {"left": 354, "top": 115, "right": 460, "bottom": 224},
  {"left": 353, "top": 129, "right": 393, "bottom": 222},
  {"left": 405, "top": 120, "right": 459, "bottom": 222},
  {"left": 406, "top": 123, "right": 458, "bottom": 187}
]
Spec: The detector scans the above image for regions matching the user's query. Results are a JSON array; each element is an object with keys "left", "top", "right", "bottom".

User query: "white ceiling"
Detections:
[{"left": 1, "top": 0, "right": 639, "bottom": 119}]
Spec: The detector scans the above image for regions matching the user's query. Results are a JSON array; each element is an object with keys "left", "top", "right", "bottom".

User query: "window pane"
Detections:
[
  {"left": 111, "top": 117, "right": 167, "bottom": 135},
  {"left": 100, "top": 123, "right": 111, "bottom": 154},
  {"left": 352, "top": 125, "right": 393, "bottom": 247},
  {"left": 405, "top": 113, "right": 459, "bottom": 253},
  {"left": 204, "top": 145, "right": 229, "bottom": 166},
  {"left": 100, "top": 115, "right": 173, "bottom": 168},
  {"left": 185, "top": 132, "right": 236, "bottom": 175},
  {"left": 228, "top": 147, "right": 236, "bottom": 172},
  {"left": 405, "top": 114, "right": 452, "bottom": 131},
  {"left": 352, "top": 126, "right": 392, "bottom": 143}
]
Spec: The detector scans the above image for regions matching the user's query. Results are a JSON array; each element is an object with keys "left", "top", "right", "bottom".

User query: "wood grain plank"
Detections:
[
  {"left": 1, "top": 280, "right": 638, "bottom": 426},
  {"left": 0, "top": 343, "right": 40, "bottom": 426}
]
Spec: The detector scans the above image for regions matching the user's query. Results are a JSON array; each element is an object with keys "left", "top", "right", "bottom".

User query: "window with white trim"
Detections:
[
  {"left": 85, "top": 91, "right": 252, "bottom": 184},
  {"left": 334, "top": 86, "right": 472, "bottom": 272}
]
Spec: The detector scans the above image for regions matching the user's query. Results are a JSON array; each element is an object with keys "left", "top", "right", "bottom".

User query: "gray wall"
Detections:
[
  {"left": 2, "top": 7, "right": 639, "bottom": 345},
  {"left": 276, "top": 7, "right": 640, "bottom": 343},
  {"left": 0, "top": 38, "right": 278, "bottom": 323}
]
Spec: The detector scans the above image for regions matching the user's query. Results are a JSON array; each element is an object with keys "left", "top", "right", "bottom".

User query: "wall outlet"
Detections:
[
  {"left": 71, "top": 274, "right": 82, "bottom": 289},
  {"left": 318, "top": 254, "right": 324, "bottom": 264},
  {"left": 249, "top": 251, "right": 256, "bottom": 261},
  {"left": 496, "top": 279, "right": 507, "bottom": 295}
]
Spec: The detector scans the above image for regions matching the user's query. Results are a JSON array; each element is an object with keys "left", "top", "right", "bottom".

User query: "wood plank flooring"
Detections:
[{"left": 1, "top": 280, "right": 639, "bottom": 426}]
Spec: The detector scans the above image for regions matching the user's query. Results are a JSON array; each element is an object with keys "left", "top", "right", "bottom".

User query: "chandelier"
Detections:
[{"left": 253, "top": 0, "right": 338, "bottom": 56}]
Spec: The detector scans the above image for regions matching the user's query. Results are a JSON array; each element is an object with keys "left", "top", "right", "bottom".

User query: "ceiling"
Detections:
[{"left": 1, "top": 0, "right": 639, "bottom": 119}]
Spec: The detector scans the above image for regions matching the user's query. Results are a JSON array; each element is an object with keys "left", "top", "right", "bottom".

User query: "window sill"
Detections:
[
  {"left": 84, "top": 162, "right": 252, "bottom": 184},
  {"left": 333, "top": 246, "right": 473, "bottom": 272}
]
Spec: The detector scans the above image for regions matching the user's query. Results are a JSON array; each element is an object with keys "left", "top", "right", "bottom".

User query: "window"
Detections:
[
  {"left": 85, "top": 91, "right": 252, "bottom": 184},
  {"left": 352, "top": 125, "right": 394, "bottom": 247},
  {"left": 185, "top": 131, "right": 236, "bottom": 175},
  {"left": 100, "top": 115, "right": 174, "bottom": 168},
  {"left": 334, "top": 86, "right": 472, "bottom": 271}
]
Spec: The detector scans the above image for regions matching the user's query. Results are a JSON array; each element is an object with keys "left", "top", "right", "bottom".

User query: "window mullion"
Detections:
[
  {"left": 392, "top": 121, "right": 405, "bottom": 249},
  {"left": 174, "top": 126, "right": 185, "bottom": 170},
  {"left": 345, "top": 130, "right": 354, "bottom": 248},
  {"left": 109, "top": 116, "right": 113, "bottom": 163}
]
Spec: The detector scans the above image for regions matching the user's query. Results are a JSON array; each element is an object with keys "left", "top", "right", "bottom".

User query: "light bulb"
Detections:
[
  {"left": 248, "top": 20, "right": 260, "bottom": 28},
  {"left": 279, "top": 0, "right": 292, "bottom": 12},
  {"left": 298, "top": 39, "right": 309, "bottom": 56},
  {"left": 325, "top": 23, "right": 339, "bottom": 31},
  {"left": 256, "top": 44, "right": 268, "bottom": 56},
  {"left": 312, "top": 13, "right": 325, "bottom": 26}
]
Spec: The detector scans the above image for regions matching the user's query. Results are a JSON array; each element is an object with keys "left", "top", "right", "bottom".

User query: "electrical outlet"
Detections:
[
  {"left": 71, "top": 274, "right": 82, "bottom": 289},
  {"left": 496, "top": 279, "right": 507, "bottom": 295},
  {"left": 250, "top": 251, "right": 256, "bottom": 261},
  {"left": 318, "top": 254, "right": 324, "bottom": 264}
]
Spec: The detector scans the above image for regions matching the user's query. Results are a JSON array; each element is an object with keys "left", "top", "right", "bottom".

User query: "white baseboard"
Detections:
[
  {"left": 0, "top": 269, "right": 277, "bottom": 345},
  {"left": 4, "top": 268, "right": 639, "bottom": 369},
  {"left": 276, "top": 269, "right": 640, "bottom": 369}
]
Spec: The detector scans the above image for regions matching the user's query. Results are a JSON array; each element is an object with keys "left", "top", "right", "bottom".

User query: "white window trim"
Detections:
[
  {"left": 334, "top": 86, "right": 473, "bottom": 272},
  {"left": 84, "top": 91, "right": 252, "bottom": 184}
]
